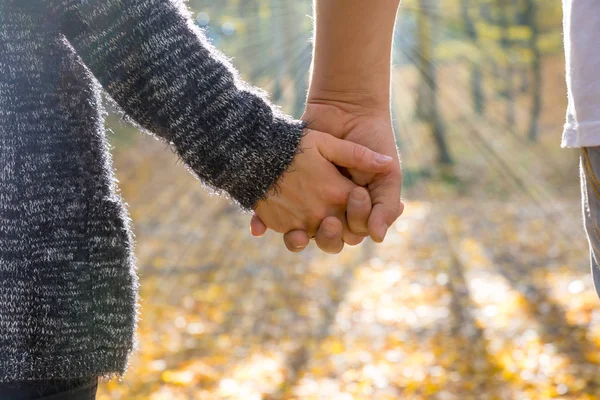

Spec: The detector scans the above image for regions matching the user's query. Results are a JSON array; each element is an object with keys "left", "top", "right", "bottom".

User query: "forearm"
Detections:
[
  {"left": 309, "top": 0, "right": 401, "bottom": 113},
  {"left": 47, "top": 0, "right": 304, "bottom": 210}
]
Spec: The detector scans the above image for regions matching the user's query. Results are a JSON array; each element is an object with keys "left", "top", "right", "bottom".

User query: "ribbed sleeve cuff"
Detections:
[
  {"left": 232, "top": 116, "right": 306, "bottom": 211},
  {"left": 179, "top": 114, "right": 307, "bottom": 211}
]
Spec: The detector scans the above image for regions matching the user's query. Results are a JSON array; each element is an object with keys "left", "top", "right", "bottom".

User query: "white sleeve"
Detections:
[{"left": 562, "top": 0, "right": 600, "bottom": 148}]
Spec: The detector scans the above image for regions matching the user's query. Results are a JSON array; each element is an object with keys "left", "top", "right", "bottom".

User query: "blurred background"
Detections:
[{"left": 98, "top": 1, "right": 600, "bottom": 399}]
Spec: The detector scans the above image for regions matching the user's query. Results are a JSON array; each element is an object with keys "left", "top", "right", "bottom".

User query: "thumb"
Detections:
[
  {"left": 317, "top": 134, "right": 394, "bottom": 173},
  {"left": 250, "top": 214, "right": 268, "bottom": 237}
]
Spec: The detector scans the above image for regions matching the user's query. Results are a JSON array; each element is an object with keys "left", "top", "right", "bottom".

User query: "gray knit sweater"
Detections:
[{"left": 0, "top": 0, "right": 305, "bottom": 381}]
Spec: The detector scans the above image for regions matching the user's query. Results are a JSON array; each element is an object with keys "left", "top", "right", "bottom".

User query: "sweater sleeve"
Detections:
[{"left": 48, "top": 0, "right": 306, "bottom": 210}]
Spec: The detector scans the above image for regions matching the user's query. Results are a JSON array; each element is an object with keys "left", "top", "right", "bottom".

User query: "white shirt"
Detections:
[{"left": 562, "top": 0, "right": 600, "bottom": 148}]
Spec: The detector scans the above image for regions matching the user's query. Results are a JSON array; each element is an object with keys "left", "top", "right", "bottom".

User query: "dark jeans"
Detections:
[{"left": 0, "top": 377, "right": 97, "bottom": 400}]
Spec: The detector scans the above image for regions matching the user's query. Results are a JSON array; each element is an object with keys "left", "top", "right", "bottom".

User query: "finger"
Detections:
[
  {"left": 342, "top": 227, "right": 366, "bottom": 246},
  {"left": 368, "top": 201, "right": 404, "bottom": 243},
  {"left": 315, "top": 216, "right": 345, "bottom": 254},
  {"left": 283, "top": 230, "right": 311, "bottom": 252},
  {"left": 368, "top": 171, "right": 404, "bottom": 243},
  {"left": 250, "top": 214, "right": 268, "bottom": 237},
  {"left": 347, "top": 170, "right": 376, "bottom": 187},
  {"left": 318, "top": 135, "right": 394, "bottom": 173},
  {"left": 346, "top": 187, "right": 371, "bottom": 236},
  {"left": 340, "top": 210, "right": 365, "bottom": 246}
]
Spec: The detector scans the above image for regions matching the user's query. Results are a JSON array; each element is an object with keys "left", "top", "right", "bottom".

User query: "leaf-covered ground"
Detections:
[{"left": 95, "top": 128, "right": 600, "bottom": 399}]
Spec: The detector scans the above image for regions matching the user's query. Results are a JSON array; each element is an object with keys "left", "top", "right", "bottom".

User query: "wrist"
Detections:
[
  {"left": 306, "top": 91, "right": 392, "bottom": 122},
  {"left": 308, "top": 76, "right": 391, "bottom": 114}
]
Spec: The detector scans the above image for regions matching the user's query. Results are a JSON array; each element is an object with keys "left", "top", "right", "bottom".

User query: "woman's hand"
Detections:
[
  {"left": 254, "top": 129, "right": 394, "bottom": 241},
  {"left": 251, "top": 101, "right": 403, "bottom": 253}
]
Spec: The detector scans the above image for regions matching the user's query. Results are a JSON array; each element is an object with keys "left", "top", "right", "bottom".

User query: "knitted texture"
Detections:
[{"left": 0, "top": 0, "right": 305, "bottom": 381}]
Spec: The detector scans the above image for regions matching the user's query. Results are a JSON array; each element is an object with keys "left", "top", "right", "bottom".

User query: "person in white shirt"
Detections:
[{"left": 562, "top": 0, "right": 600, "bottom": 297}]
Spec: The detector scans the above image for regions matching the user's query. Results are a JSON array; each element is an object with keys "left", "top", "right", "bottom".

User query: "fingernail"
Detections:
[{"left": 376, "top": 154, "right": 393, "bottom": 164}]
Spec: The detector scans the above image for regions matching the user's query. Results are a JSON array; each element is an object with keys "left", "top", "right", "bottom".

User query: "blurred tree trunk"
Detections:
[
  {"left": 461, "top": 0, "right": 485, "bottom": 115},
  {"left": 416, "top": 0, "right": 453, "bottom": 165},
  {"left": 525, "top": 0, "right": 541, "bottom": 142},
  {"left": 270, "top": 0, "right": 286, "bottom": 102},
  {"left": 518, "top": 67, "right": 530, "bottom": 93},
  {"left": 479, "top": 2, "right": 501, "bottom": 98},
  {"left": 497, "top": 0, "right": 516, "bottom": 130}
]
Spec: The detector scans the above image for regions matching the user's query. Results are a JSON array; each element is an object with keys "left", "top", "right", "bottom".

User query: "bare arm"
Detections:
[
  {"left": 309, "top": 0, "right": 401, "bottom": 115},
  {"left": 252, "top": 0, "right": 404, "bottom": 251},
  {"left": 307, "top": 0, "right": 404, "bottom": 244}
]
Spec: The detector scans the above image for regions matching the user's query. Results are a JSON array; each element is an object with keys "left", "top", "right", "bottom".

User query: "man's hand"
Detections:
[
  {"left": 304, "top": 101, "right": 404, "bottom": 242},
  {"left": 253, "top": 129, "right": 394, "bottom": 240}
]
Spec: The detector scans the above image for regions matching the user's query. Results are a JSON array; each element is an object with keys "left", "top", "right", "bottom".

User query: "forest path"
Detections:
[{"left": 97, "top": 134, "right": 600, "bottom": 400}]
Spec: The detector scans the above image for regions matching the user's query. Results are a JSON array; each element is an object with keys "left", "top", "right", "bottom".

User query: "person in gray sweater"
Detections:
[{"left": 0, "top": 0, "right": 403, "bottom": 398}]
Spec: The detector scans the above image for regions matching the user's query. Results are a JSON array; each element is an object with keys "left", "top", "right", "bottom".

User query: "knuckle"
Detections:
[
  {"left": 308, "top": 209, "right": 328, "bottom": 230},
  {"left": 350, "top": 187, "right": 369, "bottom": 203},
  {"left": 317, "top": 216, "right": 344, "bottom": 242},
  {"left": 313, "top": 131, "right": 327, "bottom": 147},
  {"left": 388, "top": 203, "right": 402, "bottom": 221},
  {"left": 320, "top": 218, "right": 337, "bottom": 233},
  {"left": 326, "top": 186, "right": 348, "bottom": 205},
  {"left": 312, "top": 206, "right": 329, "bottom": 222},
  {"left": 353, "top": 145, "right": 369, "bottom": 164}
]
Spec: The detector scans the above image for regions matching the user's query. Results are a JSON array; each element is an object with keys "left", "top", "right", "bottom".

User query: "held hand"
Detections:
[
  {"left": 253, "top": 129, "right": 393, "bottom": 238},
  {"left": 251, "top": 185, "right": 374, "bottom": 253},
  {"left": 251, "top": 101, "right": 404, "bottom": 252}
]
